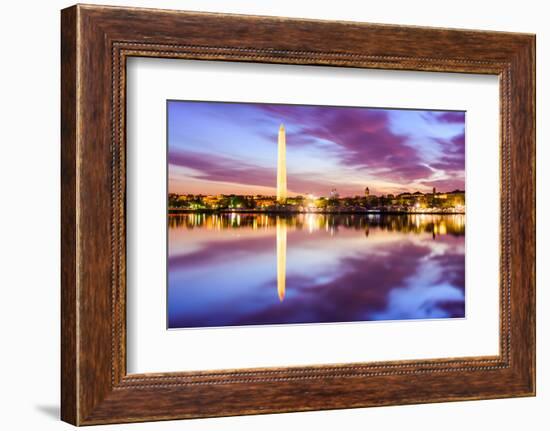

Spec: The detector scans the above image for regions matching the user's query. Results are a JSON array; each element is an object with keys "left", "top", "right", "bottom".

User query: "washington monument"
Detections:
[{"left": 277, "top": 124, "right": 287, "bottom": 202}]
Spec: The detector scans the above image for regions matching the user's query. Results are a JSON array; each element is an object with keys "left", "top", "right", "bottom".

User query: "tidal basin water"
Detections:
[{"left": 168, "top": 213, "right": 465, "bottom": 329}]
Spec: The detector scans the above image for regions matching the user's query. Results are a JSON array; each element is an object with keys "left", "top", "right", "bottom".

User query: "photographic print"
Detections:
[{"left": 167, "top": 100, "right": 466, "bottom": 329}]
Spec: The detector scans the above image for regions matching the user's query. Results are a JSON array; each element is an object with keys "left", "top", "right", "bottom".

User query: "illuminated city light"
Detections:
[{"left": 167, "top": 126, "right": 465, "bottom": 215}]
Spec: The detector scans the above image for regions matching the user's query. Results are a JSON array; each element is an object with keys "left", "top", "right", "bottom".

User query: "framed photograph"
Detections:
[
  {"left": 61, "top": 4, "right": 535, "bottom": 425},
  {"left": 164, "top": 100, "right": 468, "bottom": 330}
]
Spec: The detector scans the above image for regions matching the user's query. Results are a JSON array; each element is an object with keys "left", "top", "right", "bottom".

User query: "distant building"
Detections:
[
  {"left": 364, "top": 187, "right": 370, "bottom": 197},
  {"left": 329, "top": 188, "right": 339, "bottom": 199},
  {"left": 255, "top": 197, "right": 276, "bottom": 208},
  {"left": 203, "top": 195, "right": 221, "bottom": 207},
  {"left": 447, "top": 190, "right": 466, "bottom": 206}
]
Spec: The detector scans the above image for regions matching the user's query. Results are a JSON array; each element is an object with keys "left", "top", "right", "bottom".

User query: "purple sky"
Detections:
[{"left": 168, "top": 100, "right": 465, "bottom": 196}]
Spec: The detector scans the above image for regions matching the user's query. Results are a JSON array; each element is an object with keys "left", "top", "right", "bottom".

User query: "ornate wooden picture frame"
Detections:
[{"left": 61, "top": 4, "right": 535, "bottom": 425}]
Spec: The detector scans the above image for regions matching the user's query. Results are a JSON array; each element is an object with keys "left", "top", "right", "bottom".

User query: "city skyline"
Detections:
[{"left": 168, "top": 100, "right": 465, "bottom": 197}]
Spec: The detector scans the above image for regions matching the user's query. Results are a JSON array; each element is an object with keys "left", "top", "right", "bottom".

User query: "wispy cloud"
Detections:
[{"left": 168, "top": 101, "right": 465, "bottom": 195}]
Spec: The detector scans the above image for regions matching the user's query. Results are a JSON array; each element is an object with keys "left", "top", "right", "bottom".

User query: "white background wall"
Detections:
[{"left": 0, "top": 0, "right": 546, "bottom": 429}]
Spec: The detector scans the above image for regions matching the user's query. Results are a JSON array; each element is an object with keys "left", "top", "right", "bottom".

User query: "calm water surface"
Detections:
[{"left": 168, "top": 213, "right": 465, "bottom": 329}]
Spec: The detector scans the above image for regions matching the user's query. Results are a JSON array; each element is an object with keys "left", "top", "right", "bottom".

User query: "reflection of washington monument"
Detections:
[
  {"left": 276, "top": 125, "right": 288, "bottom": 301},
  {"left": 276, "top": 217, "right": 287, "bottom": 301}
]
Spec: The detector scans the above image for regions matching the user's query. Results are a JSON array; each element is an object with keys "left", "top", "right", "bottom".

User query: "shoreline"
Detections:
[{"left": 168, "top": 209, "right": 465, "bottom": 215}]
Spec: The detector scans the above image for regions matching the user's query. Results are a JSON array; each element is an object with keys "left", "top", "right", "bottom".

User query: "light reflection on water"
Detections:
[{"left": 168, "top": 213, "right": 465, "bottom": 329}]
